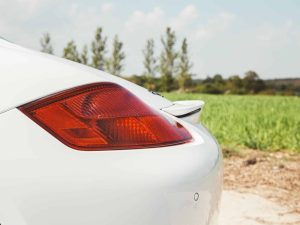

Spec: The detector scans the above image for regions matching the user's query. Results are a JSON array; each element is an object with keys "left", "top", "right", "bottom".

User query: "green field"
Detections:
[{"left": 163, "top": 93, "right": 300, "bottom": 152}]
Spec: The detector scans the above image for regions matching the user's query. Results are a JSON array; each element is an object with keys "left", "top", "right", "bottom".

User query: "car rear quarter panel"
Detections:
[
  {"left": 0, "top": 109, "right": 222, "bottom": 225},
  {"left": 0, "top": 41, "right": 172, "bottom": 114}
]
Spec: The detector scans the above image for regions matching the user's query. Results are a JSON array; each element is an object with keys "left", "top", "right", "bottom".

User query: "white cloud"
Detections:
[
  {"left": 124, "top": 7, "right": 165, "bottom": 32},
  {"left": 256, "top": 20, "right": 297, "bottom": 47},
  {"left": 0, "top": 0, "right": 59, "bottom": 44},
  {"left": 100, "top": 3, "right": 114, "bottom": 13},
  {"left": 50, "top": 3, "right": 121, "bottom": 55},
  {"left": 2, "top": 1, "right": 298, "bottom": 78},
  {"left": 68, "top": 3, "right": 80, "bottom": 17},
  {"left": 196, "top": 12, "right": 236, "bottom": 41},
  {"left": 18, "top": 0, "right": 45, "bottom": 15},
  {"left": 113, "top": 6, "right": 236, "bottom": 76},
  {"left": 172, "top": 4, "right": 198, "bottom": 30},
  {"left": 0, "top": 0, "right": 52, "bottom": 20},
  {"left": 124, "top": 4, "right": 199, "bottom": 34},
  {"left": 121, "top": 7, "right": 166, "bottom": 75}
]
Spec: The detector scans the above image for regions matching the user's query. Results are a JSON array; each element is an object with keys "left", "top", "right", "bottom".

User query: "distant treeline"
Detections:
[
  {"left": 128, "top": 72, "right": 300, "bottom": 96},
  {"left": 40, "top": 27, "right": 300, "bottom": 96}
]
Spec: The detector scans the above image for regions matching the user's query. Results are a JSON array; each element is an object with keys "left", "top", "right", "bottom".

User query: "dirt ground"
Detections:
[{"left": 219, "top": 149, "right": 300, "bottom": 225}]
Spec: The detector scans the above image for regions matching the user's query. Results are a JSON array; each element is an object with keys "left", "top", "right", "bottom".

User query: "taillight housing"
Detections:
[{"left": 19, "top": 83, "right": 192, "bottom": 151}]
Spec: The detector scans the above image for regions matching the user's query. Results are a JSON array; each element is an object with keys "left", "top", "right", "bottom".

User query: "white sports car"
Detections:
[{"left": 0, "top": 38, "right": 222, "bottom": 225}]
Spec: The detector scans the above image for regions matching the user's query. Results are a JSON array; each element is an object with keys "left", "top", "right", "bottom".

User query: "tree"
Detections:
[
  {"left": 40, "top": 33, "right": 53, "bottom": 54},
  {"left": 198, "top": 74, "right": 226, "bottom": 94},
  {"left": 243, "top": 70, "right": 265, "bottom": 93},
  {"left": 177, "top": 38, "right": 193, "bottom": 91},
  {"left": 244, "top": 70, "right": 259, "bottom": 81},
  {"left": 142, "top": 39, "right": 158, "bottom": 90},
  {"left": 212, "top": 74, "right": 224, "bottom": 84},
  {"left": 63, "top": 40, "right": 81, "bottom": 63},
  {"left": 91, "top": 27, "right": 107, "bottom": 70},
  {"left": 105, "top": 35, "right": 125, "bottom": 76},
  {"left": 80, "top": 45, "right": 89, "bottom": 65},
  {"left": 226, "top": 75, "right": 245, "bottom": 94},
  {"left": 159, "top": 27, "right": 178, "bottom": 92},
  {"left": 143, "top": 39, "right": 157, "bottom": 77}
]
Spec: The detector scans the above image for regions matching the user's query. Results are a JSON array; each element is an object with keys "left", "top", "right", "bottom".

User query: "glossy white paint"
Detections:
[
  {"left": 0, "top": 39, "right": 222, "bottom": 225},
  {"left": 162, "top": 100, "right": 204, "bottom": 117},
  {"left": 0, "top": 39, "right": 172, "bottom": 113},
  {"left": 162, "top": 100, "right": 204, "bottom": 124}
]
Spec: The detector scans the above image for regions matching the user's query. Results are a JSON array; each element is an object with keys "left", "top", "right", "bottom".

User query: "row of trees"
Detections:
[
  {"left": 188, "top": 71, "right": 299, "bottom": 95},
  {"left": 194, "top": 71, "right": 266, "bottom": 94},
  {"left": 40, "top": 28, "right": 300, "bottom": 95},
  {"left": 41, "top": 28, "right": 125, "bottom": 76},
  {"left": 128, "top": 70, "right": 279, "bottom": 94},
  {"left": 40, "top": 27, "right": 192, "bottom": 91}
]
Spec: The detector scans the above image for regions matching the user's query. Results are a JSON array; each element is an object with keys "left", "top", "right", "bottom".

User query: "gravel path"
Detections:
[
  {"left": 220, "top": 150, "right": 300, "bottom": 225},
  {"left": 220, "top": 191, "right": 300, "bottom": 225}
]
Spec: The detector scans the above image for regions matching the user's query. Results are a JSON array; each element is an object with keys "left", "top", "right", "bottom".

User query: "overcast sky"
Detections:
[{"left": 1, "top": 0, "right": 300, "bottom": 79}]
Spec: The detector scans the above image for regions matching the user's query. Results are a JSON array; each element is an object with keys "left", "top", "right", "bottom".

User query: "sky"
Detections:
[{"left": 1, "top": 0, "right": 300, "bottom": 79}]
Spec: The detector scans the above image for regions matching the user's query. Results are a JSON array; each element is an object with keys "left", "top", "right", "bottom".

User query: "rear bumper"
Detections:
[{"left": 0, "top": 109, "right": 222, "bottom": 225}]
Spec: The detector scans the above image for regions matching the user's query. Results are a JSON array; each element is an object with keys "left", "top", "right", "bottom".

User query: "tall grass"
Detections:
[{"left": 163, "top": 93, "right": 300, "bottom": 152}]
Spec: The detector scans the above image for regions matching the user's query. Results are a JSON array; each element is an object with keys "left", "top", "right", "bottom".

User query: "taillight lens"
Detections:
[{"left": 19, "top": 83, "right": 192, "bottom": 151}]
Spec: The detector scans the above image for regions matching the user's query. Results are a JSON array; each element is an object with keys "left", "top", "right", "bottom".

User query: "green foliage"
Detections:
[
  {"left": 195, "top": 74, "right": 226, "bottom": 94},
  {"left": 80, "top": 45, "right": 89, "bottom": 65},
  {"left": 142, "top": 39, "right": 158, "bottom": 90},
  {"left": 177, "top": 38, "right": 193, "bottom": 91},
  {"left": 160, "top": 27, "right": 178, "bottom": 92},
  {"left": 105, "top": 35, "right": 125, "bottom": 76},
  {"left": 191, "top": 71, "right": 268, "bottom": 95},
  {"left": 126, "top": 75, "right": 161, "bottom": 91},
  {"left": 164, "top": 93, "right": 300, "bottom": 152},
  {"left": 63, "top": 40, "right": 81, "bottom": 63},
  {"left": 126, "top": 75, "right": 148, "bottom": 87},
  {"left": 40, "top": 33, "right": 53, "bottom": 54},
  {"left": 143, "top": 39, "right": 157, "bottom": 77},
  {"left": 91, "top": 27, "right": 107, "bottom": 70},
  {"left": 226, "top": 75, "right": 245, "bottom": 94},
  {"left": 243, "top": 70, "right": 266, "bottom": 93}
]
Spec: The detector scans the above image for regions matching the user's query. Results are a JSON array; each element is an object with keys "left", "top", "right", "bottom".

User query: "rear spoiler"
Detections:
[{"left": 161, "top": 100, "right": 204, "bottom": 124}]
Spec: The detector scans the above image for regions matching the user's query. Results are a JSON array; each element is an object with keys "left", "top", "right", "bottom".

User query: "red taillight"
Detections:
[{"left": 19, "top": 83, "right": 192, "bottom": 151}]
